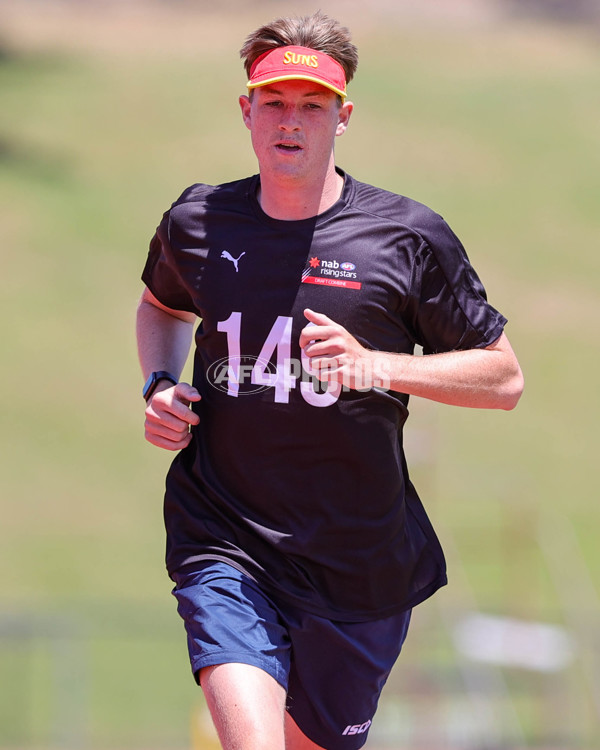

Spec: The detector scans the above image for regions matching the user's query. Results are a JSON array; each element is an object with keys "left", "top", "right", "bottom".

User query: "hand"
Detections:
[
  {"left": 144, "top": 381, "right": 201, "bottom": 451},
  {"left": 299, "top": 309, "right": 380, "bottom": 390}
]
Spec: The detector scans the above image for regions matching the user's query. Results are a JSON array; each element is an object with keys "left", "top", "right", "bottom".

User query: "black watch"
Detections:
[{"left": 143, "top": 370, "right": 178, "bottom": 402}]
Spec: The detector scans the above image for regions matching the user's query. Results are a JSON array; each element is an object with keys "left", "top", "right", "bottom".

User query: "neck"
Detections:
[{"left": 257, "top": 160, "right": 344, "bottom": 221}]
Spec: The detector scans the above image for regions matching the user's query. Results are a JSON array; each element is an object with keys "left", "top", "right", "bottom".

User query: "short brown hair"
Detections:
[{"left": 240, "top": 11, "right": 358, "bottom": 84}]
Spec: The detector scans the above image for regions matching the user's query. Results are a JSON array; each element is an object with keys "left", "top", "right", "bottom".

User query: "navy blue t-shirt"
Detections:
[{"left": 142, "top": 170, "right": 507, "bottom": 621}]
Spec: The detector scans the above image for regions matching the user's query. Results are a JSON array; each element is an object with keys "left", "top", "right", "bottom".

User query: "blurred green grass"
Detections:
[{"left": 1, "top": 5, "right": 599, "bottom": 748}]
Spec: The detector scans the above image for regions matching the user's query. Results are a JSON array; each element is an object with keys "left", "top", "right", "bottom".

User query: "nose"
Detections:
[{"left": 278, "top": 104, "right": 301, "bottom": 131}]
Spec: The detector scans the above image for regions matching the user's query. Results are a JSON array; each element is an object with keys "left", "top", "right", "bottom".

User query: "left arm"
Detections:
[{"left": 300, "top": 309, "right": 524, "bottom": 410}]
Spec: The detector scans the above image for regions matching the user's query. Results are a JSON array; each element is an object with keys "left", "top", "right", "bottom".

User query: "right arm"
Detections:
[{"left": 136, "top": 286, "right": 200, "bottom": 450}]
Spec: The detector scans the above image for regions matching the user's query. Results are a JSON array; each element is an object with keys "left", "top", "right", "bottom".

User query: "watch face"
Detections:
[
  {"left": 143, "top": 371, "right": 177, "bottom": 401},
  {"left": 143, "top": 373, "right": 157, "bottom": 400}
]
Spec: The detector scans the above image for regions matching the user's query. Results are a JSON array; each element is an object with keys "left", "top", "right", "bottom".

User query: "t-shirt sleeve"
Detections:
[
  {"left": 141, "top": 211, "right": 197, "bottom": 314},
  {"left": 408, "top": 218, "right": 507, "bottom": 354}
]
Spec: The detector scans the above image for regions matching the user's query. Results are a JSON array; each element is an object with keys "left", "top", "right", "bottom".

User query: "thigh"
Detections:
[
  {"left": 201, "top": 662, "right": 287, "bottom": 750},
  {"left": 285, "top": 608, "right": 412, "bottom": 750},
  {"left": 172, "top": 561, "right": 291, "bottom": 690}
]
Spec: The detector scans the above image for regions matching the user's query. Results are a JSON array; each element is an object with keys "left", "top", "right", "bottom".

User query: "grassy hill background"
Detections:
[{"left": 1, "top": 1, "right": 599, "bottom": 748}]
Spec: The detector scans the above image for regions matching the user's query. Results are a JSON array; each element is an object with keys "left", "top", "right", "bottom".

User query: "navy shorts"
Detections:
[{"left": 172, "top": 560, "right": 411, "bottom": 750}]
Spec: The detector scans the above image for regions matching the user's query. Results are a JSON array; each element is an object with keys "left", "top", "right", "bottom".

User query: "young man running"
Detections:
[{"left": 137, "top": 11, "right": 523, "bottom": 750}]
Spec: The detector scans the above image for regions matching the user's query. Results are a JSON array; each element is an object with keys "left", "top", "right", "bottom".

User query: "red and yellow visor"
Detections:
[{"left": 247, "top": 45, "right": 347, "bottom": 99}]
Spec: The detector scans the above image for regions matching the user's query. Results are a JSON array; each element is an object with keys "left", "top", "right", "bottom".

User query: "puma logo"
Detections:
[{"left": 221, "top": 251, "right": 246, "bottom": 273}]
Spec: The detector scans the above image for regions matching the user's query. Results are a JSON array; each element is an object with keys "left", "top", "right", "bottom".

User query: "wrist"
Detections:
[{"left": 152, "top": 379, "right": 176, "bottom": 397}]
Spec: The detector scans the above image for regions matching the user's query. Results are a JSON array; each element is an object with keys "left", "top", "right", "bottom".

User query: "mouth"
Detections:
[{"left": 275, "top": 142, "right": 303, "bottom": 153}]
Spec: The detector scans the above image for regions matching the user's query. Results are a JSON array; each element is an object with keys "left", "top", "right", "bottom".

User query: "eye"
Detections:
[
  {"left": 264, "top": 100, "right": 282, "bottom": 108},
  {"left": 305, "top": 102, "right": 322, "bottom": 110}
]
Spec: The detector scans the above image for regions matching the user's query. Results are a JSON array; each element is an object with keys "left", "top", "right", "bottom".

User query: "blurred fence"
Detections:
[{"left": 0, "top": 614, "right": 89, "bottom": 748}]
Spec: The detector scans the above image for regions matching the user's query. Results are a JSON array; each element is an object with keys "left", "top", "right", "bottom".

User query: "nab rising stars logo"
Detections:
[{"left": 301, "top": 256, "right": 361, "bottom": 290}]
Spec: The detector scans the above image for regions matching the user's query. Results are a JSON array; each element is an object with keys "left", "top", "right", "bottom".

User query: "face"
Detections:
[{"left": 239, "top": 79, "right": 353, "bottom": 185}]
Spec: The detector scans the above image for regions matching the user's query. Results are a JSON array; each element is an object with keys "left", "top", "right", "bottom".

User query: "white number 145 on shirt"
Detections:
[{"left": 217, "top": 312, "right": 341, "bottom": 407}]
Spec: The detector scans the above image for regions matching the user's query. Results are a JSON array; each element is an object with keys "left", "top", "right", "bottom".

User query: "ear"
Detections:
[
  {"left": 336, "top": 100, "right": 353, "bottom": 137},
  {"left": 239, "top": 94, "right": 252, "bottom": 131}
]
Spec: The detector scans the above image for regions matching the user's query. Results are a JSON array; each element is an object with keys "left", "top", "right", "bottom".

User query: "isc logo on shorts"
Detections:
[{"left": 342, "top": 720, "right": 372, "bottom": 736}]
